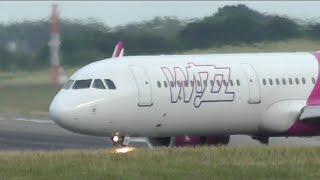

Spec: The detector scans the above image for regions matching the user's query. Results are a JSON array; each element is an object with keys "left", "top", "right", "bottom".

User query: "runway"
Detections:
[
  {"left": 0, "top": 113, "right": 110, "bottom": 151},
  {"left": 0, "top": 113, "right": 319, "bottom": 151}
]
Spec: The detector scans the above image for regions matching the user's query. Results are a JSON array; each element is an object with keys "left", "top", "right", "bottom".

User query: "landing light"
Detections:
[
  {"left": 113, "top": 135, "right": 119, "bottom": 142},
  {"left": 114, "top": 147, "right": 136, "bottom": 154}
]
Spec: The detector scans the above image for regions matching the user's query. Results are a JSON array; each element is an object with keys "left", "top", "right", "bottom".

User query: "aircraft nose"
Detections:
[{"left": 49, "top": 95, "right": 74, "bottom": 128}]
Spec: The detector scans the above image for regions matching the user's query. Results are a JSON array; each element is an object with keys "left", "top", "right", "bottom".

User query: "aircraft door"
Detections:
[
  {"left": 129, "top": 66, "right": 153, "bottom": 106},
  {"left": 241, "top": 64, "right": 261, "bottom": 104}
]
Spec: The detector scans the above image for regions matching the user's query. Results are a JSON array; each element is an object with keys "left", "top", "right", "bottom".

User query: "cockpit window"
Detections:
[
  {"left": 62, "top": 80, "right": 74, "bottom": 89},
  {"left": 104, "top": 79, "right": 116, "bottom": 89},
  {"left": 72, "top": 79, "right": 92, "bottom": 89},
  {"left": 93, "top": 79, "right": 106, "bottom": 89}
]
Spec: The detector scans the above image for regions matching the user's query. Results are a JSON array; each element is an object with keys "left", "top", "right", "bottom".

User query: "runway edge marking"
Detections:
[{"left": 0, "top": 117, "right": 54, "bottom": 124}]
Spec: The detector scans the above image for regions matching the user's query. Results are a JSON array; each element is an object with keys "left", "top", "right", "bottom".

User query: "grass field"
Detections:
[
  {"left": 0, "top": 67, "right": 75, "bottom": 115},
  {"left": 0, "top": 86, "right": 60, "bottom": 115},
  {"left": 0, "top": 146, "right": 319, "bottom": 180}
]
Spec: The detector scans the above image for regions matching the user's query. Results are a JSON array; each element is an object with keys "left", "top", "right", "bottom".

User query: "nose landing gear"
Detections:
[{"left": 112, "top": 133, "right": 125, "bottom": 146}]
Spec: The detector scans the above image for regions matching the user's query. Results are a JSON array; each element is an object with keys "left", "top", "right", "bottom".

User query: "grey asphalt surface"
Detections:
[
  {"left": 0, "top": 113, "right": 319, "bottom": 151},
  {"left": 0, "top": 113, "right": 110, "bottom": 151}
]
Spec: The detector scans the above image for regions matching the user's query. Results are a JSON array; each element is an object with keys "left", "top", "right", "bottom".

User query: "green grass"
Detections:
[
  {"left": 0, "top": 86, "right": 60, "bottom": 115},
  {"left": 183, "top": 38, "right": 320, "bottom": 54},
  {"left": 0, "top": 146, "right": 319, "bottom": 180},
  {"left": 0, "top": 66, "right": 75, "bottom": 115}
]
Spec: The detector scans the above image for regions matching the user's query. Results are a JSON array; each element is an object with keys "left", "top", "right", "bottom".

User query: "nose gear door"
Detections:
[{"left": 129, "top": 66, "right": 153, "bottom": 106}]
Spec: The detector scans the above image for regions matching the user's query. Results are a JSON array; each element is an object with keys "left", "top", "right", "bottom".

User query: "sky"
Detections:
[{"left": 1, "top": 1, "right": 320, "bottom": 27}]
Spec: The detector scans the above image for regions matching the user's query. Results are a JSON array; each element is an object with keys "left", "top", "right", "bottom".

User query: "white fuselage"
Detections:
[{"left": 49, "top": 52, "right": 319, "bottom": 137}]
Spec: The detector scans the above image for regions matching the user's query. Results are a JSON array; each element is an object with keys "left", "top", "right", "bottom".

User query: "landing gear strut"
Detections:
[{"left": 252, "top": 135, "right": 269, "bottom": 145}]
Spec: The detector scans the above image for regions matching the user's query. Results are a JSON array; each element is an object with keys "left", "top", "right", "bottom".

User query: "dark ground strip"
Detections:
[{"left": 0, "top": 115, "right": 110, "bottom": 151}]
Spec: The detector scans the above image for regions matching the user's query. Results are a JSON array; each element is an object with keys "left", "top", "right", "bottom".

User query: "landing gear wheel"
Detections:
[
  {"left": 206, "top": 135, "right": 230, "bottom": 146},
  {"left": 112, "top": 133, "right": 125, "bottom": 146},
  {"left": 219, "top": 135, "right": 230, "bottom": 145},
  {"left": 252, "top": 135, "right": 269, "bottom": 145},
  {"left": 199, "top": 136, "right": 207, "bottom": 145}
]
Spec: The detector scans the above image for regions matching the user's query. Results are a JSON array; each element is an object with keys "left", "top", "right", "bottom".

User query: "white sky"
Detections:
[{"left": 1, "top": 1, "right": 320, "bottom": 26}]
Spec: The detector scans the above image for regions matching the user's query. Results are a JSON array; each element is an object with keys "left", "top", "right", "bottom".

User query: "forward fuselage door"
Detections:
[
  {"left": 241, "top": 63, "right": 261, "bottom": 104},
  {"left": 129, "top": 65, "right": 153, "bottom": 106}
]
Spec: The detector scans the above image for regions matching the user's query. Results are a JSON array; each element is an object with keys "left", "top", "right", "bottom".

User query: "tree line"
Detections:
[{"left": 1, "top": 4, "right": 320, "bottom": 70}]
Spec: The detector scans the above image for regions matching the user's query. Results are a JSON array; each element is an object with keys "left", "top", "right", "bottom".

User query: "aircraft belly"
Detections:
[{"left": 157, "top": 101, "right": 260, "bottom": 136}]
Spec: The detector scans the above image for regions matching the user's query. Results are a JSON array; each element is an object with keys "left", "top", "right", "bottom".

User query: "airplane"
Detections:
[{"left": 49, "top": 41, "right": 320, "bottom": 147}]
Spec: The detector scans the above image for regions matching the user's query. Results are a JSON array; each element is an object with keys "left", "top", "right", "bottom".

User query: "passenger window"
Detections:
[
  {"left": 295, "top": 78, "right": 299, "bottom": 85},
  {"left": 93, "top": 79, "right": 106, "bottom": 89},
  {"left": 262, "top": 79, "right": 266, "bottom": 85},
  {"left": 157, "top": 81, "right": 161, "bottom": 88},
  {"left": 236, "top": 79, "right": 240, "bottom": 86},
  {"left": 184, "top": 80, "right": 188, "bottom": 87},
  {"left": 203, "top": 80, "right": 207, "bottom": 86},
  {"left": 72, "top": 79, "right": 92, "bottom": 89},
  {"left": 163, "top": 81, "right": 168, "bottom": 88},
  {"left": 223, "top": 80, "right": 227, "bottom": 86},
  {"left": 289, "top": 78, "right": 293, "bottom": 85},
  {"left": 282, "top": 78, "right": 286, "bottom": 85},
  {"left": 170, "top": 81, "right": 174, "bottom": 87},
  {"left": 63, "top": 80, "right": 74, "bottom": 89},
  {"left": 302, "top": 78, "right": 306, "bottom": 84},
  {"left": 275, "top": 78, "right": 280, "bottom": 85},
  {"left": 104, "top": 79, "right": 116, "bottom": 89},
  {"left": 229, "top": 80, "right": 234, "bottom": 86},
  {"left": 210, "top": 80, "right": 214, "bottom": 86},
  {"left": 197, "top": 80, "right": 201, "bottom": 87},
  {"left": 312, "top": 77, "right": 316, "bottom": 84},
  {"left": 217, "top": 80, "right": 221, "bottom": 86},
  {"left": 177, "top": 81, "right": 181, "bottom": 87},
  {"left": 190, "top": 80, "right": 194, "bottom": 87},
  {"left": 269, "top": 78, "right": 273, "bottom": 85}
]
